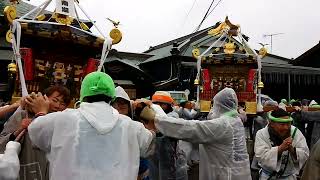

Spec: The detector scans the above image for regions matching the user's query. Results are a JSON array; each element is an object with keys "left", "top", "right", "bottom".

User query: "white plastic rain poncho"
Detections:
[
  {"left": 151, "top": 88, "right": 252, "bottom": 180},
  {"left": 28, "top": 102, "right": 154, "bottom": 180},
  {"left": 0, "top": 141, "right": 20, "bottom": 180}
]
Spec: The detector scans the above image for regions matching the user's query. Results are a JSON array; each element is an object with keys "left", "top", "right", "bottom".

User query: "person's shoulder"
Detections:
[
  {"left": 118, "top": 114, "right": 143, "bottom": 126},
  {"left": 256, "top": 126, "right": 268, "bottom": 137},
  {"left": 290, "top": 125, "right": 304, "bottom": 138},
  {"left": 39, "top": 109, "right": 78, "bottom": 122},
  {"left": 117, "top": 114, "right": 146, "bottom": 134},
  {"left": 168, "top": 111, "right": 179, "bottom": 118},
  {"left": 49, "top": 108, "right": 75, "bottom": 116},
  {"left": 118, "top": 114, "right": 131, "bottom": 122}
]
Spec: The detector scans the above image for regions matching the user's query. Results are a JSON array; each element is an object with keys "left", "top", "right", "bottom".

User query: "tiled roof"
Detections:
[
  {"left": 292, "top": 42, "right": 320, "bottom": 67},
  {"left": 0, "top": 0, "right": 50, "bottom": 18}
]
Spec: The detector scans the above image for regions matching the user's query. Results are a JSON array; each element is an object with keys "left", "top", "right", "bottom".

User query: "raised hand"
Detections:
[
  {"left": 14, "top": 129, "right": 26, "bottom": 142},
  {"left": 13, "top": 118, "right": 32, "bottom": 138},
  {"left": 25, "top": 92, "right": 50, "bottom": 114},
  {"left": 279, "top": 137, "right": 292, "bottom": 153}
]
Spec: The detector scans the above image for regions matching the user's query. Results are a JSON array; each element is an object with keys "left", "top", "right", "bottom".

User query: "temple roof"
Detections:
[
  {"left": 141, "top": 21, "right": 254, "bottom": 65},
  {"left": 292, "top": 42, "right": 320, "bottom": 68},
  {"left": 0, "top": 0, "right": 50, "bottom": 18},
  {"left": 0, "top": 1, "right": 93, "bottom": 28}
]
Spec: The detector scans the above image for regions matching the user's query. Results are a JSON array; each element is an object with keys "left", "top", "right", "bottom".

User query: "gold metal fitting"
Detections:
[
  {"left": 194, "top": 79, "right": 200, "bottom": 85},
  {"left": 8, "top": 63, "right": 17, "bottom": 73},
  {"left": 258, "top": 81, "right": 264, "bottom": 89}
]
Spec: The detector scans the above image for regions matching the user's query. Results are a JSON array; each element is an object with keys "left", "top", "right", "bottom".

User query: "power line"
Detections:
[
  {"left": 207, "top": 0, "right": 223, "bottom": 17},
  {"left": 185, "top": 0, "right": 198, "bottom": 21},
  {"left": 193, "top": 0, "right": 224, "bottom": 33},
  {"left": 176, "top": 0, "right": 198, "bottom": 36},
  {"left": 193, "top": 0, "right": 215, "bottom": 32}
]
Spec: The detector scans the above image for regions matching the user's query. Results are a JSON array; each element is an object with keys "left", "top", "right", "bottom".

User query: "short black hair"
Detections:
[
  {"left": 180, "top": 101, "right": 187, "bottom": 108},
  {"left": 154, "top": 102, "right": 173, "bottom": 114},
  {"left": 111, "top": 97, "right": 130, "bottom": 105},
  {"left": 134, "top": 102, "right": 148, "bottom": 123},
  {"left": 82, "top": 94, "right": 113, "bottom": 103},
  {"left": 43, "top": 85, "right": 71, "bottom": 105},
  {"left": 301, "top": 99, "right": 309, "bottom": 106},
  {"left": 271, "top": 108, "right": 289, "bottom": 118},
  {"left": 238, "top": 102, "right": 246, "bottom": 108},
  {"left": 291, "top": 101, "right": 301, "bottom": 107}
]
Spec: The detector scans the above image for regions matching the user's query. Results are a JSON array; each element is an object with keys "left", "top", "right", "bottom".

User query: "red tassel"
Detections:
[
  {"left": 202, "top": 69, "right": 211, "bottom": 91},
  {"left": 85, "top": 58, "right": 99, "bottom": 75},
  {"left": 247, "top": 69, "right": 256, "bottom": 92},
  {"left": 20, "top": 48, "right": 34, "bottom": 81}
]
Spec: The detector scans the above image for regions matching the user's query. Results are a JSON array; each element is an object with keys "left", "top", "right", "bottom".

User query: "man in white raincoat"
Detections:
[
  {"left": 151, "top": 88, "right": 252, "bottom": 180},
  {"left": 255, "top": 108, "right": 309, "bottom": 180},
  {"left": 27, "top": 72, "right": 155, "bottom": 180}
]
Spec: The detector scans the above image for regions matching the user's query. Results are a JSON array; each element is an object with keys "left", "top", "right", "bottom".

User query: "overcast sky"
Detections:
[{"left": 28, "top": 0, "right": 320, "bottom": 59}]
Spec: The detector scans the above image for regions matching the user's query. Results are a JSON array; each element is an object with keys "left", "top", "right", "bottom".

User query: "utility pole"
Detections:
[{"left": 263, "top": 33, "right": 284, "bottom": 53}]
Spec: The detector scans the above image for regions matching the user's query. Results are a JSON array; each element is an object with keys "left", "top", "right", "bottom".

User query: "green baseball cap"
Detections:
[{"left": 80, "top": 72, "right": 115, "bottom": 101}]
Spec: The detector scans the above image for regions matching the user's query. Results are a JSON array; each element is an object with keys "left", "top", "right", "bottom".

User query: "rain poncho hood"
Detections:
[
  {"left": 115, "top": 86, "right": 130, "bottom": 102},
  {"left": 80, "top": 72, "right": 115, "bottom": 101},
  {"left": 207, "top": 88, "right": 238, "bottom": 119},
  {"left": 79, "top": 102, "right": 119, "bottom": 134},
  {"left": 114, "top": 86, "right": 134, "bottom": 119}
]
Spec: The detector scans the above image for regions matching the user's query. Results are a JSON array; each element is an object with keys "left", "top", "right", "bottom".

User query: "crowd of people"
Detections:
[{"left": 0, "top": 71, "right": 318, "bottom": 180}]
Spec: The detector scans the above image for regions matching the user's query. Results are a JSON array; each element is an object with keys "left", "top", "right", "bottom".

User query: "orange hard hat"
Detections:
[{"left": 152, "top": 91, "right": 174, "bottom": 104}]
